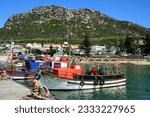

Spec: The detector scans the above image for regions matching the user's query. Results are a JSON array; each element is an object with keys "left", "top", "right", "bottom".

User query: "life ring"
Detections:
[
  {"left": 93, "top": 80, "right": 98, "bottom": 85},
  {"left": 41, "top": 86, "right": 50, "bottom": 97},
  {"left": 99, "top": 77, "right": 105, "bottom": 85},
  {"left": 80, "top": 80, "right": 84, "bottom": 87}
]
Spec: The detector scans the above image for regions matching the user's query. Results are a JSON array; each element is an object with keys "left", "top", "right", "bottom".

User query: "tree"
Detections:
[
  {"left": 48, "top": 49, "right": 57, "bottom": 56},
  {"left": 115, "top": 38, "right": 125, "bottom": 55},
  {"left": 144, "top": 33, "right": 150, "bottom": 55},
  {"left": 49, "top": 45, "right": 53, "bottom": 50},
  {"left": 124, "top": 36, "right": 136, "bottom": 54},
  {"left": 82, "top": 35, "right": 91, "bottom": 57},
  {"left": 41, "top": 42, "right": 44, "bottom": 47},
  {"left": 32, "top": 48, "right": 43, "bottom": 55}
]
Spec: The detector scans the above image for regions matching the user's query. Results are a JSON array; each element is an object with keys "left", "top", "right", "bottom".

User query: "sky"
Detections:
[{"left": 0, "top": 0, "right": 150, "bottom": 28}]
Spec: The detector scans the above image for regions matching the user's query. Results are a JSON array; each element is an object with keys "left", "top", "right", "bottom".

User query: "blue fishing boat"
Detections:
[{"left": 0, "top": 60, "right": 44, "bottom": 80}]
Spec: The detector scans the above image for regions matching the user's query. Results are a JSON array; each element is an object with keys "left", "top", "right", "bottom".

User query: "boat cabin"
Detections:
[
  {"left": 50, "top": 61, "right": 68, "bottom": 68},
  {"left": 53, "top": 64, "right": 82, "bottom": 79}
]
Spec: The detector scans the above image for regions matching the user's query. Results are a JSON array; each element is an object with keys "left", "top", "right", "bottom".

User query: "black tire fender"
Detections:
[
  {"left": 80, "top": 80, "right": 84, "bottom": 86},
  {"left": 94, "top": 80, "right": 98, "bottom": 85},
  {"left": 99, "top": 77, "right": 105, "bottom": 85}
]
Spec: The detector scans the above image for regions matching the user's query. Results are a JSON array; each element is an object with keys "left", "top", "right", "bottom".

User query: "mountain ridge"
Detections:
[{"left": 0, "top": 5, "right": 149, "bottom": 42}]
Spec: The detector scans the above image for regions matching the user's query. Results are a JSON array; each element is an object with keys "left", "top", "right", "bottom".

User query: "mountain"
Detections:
[{"left": 0, "top": 5, "right": 149, "bottom": 42}]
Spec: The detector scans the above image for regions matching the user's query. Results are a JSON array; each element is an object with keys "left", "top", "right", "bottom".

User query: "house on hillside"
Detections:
[{"left": 90, "top": 45, "right": 106, "bottom": 54}]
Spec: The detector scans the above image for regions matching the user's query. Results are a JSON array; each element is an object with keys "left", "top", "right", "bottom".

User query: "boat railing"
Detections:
[{"left": 75, "top": 73, "right": 125, "bottom": 81}]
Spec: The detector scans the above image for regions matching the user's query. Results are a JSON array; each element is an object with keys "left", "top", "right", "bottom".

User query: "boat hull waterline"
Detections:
[{"left": 39, "top": 74, "right": 126, "bottom": 91}]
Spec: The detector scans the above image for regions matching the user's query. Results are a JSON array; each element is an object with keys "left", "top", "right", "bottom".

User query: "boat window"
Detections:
[
  {"left": 15, "top": 66, "right": 23, "bottom": 71},
  {"left": 75, "top": 65, "right": 80, "bottom": 69},
  {"left": 54, "top": 63, "right": 61, "bottom": 68}
]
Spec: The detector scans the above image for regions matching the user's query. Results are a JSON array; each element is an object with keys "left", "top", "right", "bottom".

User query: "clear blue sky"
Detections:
[{"left": 0, "top": 0, "right": 150, "bottom": 28}]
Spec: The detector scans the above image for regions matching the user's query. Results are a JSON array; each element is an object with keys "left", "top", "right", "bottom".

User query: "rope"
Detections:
[{"left": 30, "top": 86, "right": 50, "bottom": 100}]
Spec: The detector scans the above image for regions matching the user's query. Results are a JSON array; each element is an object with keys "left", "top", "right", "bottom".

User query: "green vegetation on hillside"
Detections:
[{"left": 0, "top": 5, "right": 150, "bottom": 45}]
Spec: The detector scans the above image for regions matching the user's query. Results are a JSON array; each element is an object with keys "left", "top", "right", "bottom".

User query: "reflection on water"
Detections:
[
  {"left": 51, "top": 86, "right": 126, "bottom": 100},
  {"left": 16, "top": 64, "right": 150, "bottom": 100},
  {"left": 126, "top": 65, "right": 150, "bottom": 100}
]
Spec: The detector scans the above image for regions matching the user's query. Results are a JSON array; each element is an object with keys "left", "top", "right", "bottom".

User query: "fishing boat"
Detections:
[
  {"left": 0, "top": 59, "right": 44, "bottom": 80},
  {"left": 38, "top": 62, "right": 126, "bottom": 91},
  {"left": 38, "top": 41, "right": 126, "bottom": 90},
  {"left": 0, "top": 41, "right": 50, "bottom": 80}
]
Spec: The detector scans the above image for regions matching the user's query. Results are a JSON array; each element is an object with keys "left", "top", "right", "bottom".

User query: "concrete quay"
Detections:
[
  {"left": 0, "top": 79, "right": 31, "bottom": 100},
  {"left": 0, "top": 79, "right": 55, "bottom": 100}
]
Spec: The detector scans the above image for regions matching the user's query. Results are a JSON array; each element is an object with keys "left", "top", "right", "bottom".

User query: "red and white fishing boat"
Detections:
[{"left": 38, "top": 58, "right": 126, "bottom": 90}]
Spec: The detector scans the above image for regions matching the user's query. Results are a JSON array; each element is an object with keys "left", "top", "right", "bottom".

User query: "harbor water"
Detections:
[{"left": 17, "top": 64, "right": 150, "bottom": 100}]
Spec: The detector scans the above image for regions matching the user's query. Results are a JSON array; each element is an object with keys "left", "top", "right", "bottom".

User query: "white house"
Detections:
[
  {"left": 90, "top": 45, "right": 106, "bottom": 54},
  {"left": 13, "top": 45, "right": 26, "bottom": 55}
]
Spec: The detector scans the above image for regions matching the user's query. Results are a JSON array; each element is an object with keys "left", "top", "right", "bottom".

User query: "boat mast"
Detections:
[
  {"left": 66, "top": 26, "right": 72, "bottom": 68},
  {"left": 9, "top": 40, "right": 14, "bottom": 69}
]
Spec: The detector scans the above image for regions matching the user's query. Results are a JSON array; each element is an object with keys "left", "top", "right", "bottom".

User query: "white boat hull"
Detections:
[{"left": 39, "top": 74, "right": 126, "bottom": 91}]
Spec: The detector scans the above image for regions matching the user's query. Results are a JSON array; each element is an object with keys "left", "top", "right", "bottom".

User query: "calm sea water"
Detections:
[{"left": 17, "top": 64, "right": 150, "bottom": 100}]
